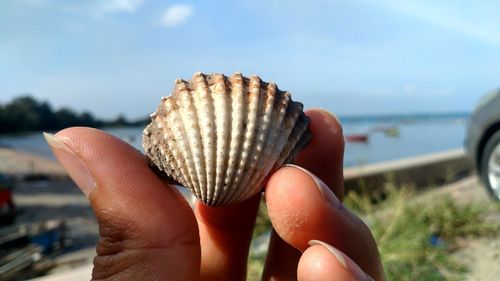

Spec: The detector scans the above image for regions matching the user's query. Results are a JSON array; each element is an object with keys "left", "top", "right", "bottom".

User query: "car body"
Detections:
[{"left": 465, "top": 89, "right": 500, "bottom": 200}]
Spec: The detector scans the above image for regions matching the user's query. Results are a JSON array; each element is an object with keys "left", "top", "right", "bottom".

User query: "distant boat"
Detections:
[
  {"left": 345, "top": 134, "right": 369, "bottom": 143},
  {"left": 384, "top": 127, "right": 400, "bottom": 138},
  {"left": 369, "top": 125, "right": 400, "bottom": 138}
]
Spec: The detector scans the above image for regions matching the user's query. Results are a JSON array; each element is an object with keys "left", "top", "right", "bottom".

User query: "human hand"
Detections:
[{"left": 44, "top": 109, "right": 385, "bottom": 281}]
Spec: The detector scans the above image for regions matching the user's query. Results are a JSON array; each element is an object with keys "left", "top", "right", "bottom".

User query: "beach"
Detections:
[
  {"left": 0, "top": 147, "right": 98, "bottom": 279},
  {"left": 1, "top": 146, "right": 499, "bottom": 280},
  {"left": 0, "top": 148, "right": 66, "bottom": 177}
]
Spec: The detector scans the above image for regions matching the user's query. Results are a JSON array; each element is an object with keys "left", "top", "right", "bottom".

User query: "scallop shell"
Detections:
[{"left": 143, "top": 72, "right": 311, "bottom": 206}]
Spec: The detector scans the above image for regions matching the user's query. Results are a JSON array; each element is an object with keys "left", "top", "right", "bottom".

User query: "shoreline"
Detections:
[
  {"left": 0, "top": 116, "right": 467, "bottom": 169},
  {"left": 0, "top": 147, "right": 66, "bottom": 179},
  {"left": 1, "top": 146, "right": 472, "bottom": 182}
]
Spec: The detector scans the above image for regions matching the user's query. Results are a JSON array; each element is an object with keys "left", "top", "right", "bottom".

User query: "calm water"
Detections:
[
  {"left": 0, "top": 116, "right": 467, "bottom": 167},
  {"left": 342, "top": 117, "right": 466, "bottom": 166}
]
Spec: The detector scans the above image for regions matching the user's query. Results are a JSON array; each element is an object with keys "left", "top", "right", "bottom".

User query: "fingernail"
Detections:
[
  {"left": 43, "top": 132, "right": 95, "bottom": 196},
  {"left": 308, "top": 240, "right": 375, "bottom": 281},
  {"left": 284, "top": 164, "right": 341, "bottom": 208}
]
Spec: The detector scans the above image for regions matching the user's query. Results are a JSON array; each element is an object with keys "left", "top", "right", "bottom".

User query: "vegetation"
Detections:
[
  {"left": 247, "top": 201, "right": 272, "bottom": 280},
  {"left": 0, "top": 95, "right": 148, "bottom": 134},
  {"left": 247, "top": 186, "right": 500, "bottom": 281},
  {"left": 346, "top": 187, "right": 499, "bottom": 281}
]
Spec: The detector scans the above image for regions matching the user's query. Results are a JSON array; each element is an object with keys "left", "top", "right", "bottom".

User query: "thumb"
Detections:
[
  {"left": 45, "top": 127, "right": 200, "bottom": 280},
  {"left": 299, "top": 240, "right": 375, "bottom": 281}
]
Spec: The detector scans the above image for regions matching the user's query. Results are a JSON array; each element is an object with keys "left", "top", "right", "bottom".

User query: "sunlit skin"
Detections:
[{"left": 46, "top": 109, "right": 385, "bottom": 281}]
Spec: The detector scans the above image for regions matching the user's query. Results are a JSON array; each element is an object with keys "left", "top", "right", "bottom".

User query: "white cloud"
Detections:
[
  {"left": 97, "top": 0, "right": 143, "bottom": 14},
  {"left": 160, "top": 4, "right": 193, "bottom": 28}
]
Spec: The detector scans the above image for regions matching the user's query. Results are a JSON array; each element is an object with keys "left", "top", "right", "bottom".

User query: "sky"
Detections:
[{"left": 1, "top": 0, "right": 500, "bottom": 119}]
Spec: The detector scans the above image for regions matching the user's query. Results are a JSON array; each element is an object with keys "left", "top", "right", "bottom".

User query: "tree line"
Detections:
[{"left": 0, "top": 96, "right": 148, "bottom": 134}]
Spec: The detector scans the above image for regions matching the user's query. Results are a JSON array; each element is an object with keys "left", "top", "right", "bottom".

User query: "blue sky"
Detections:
[{"left": 1, "top": 0, "right": 500, "bottom": 119}]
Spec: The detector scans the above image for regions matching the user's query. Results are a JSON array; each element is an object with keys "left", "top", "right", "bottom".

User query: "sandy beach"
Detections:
[{"left": 0, "top": 148, "right": 66, "bottom": 178}]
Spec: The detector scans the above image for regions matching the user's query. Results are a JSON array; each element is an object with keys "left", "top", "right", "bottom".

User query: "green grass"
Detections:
[
  {"left": 247, "top": 186, "right": 500, "bottom": 280},
  {"left": 253, "top": 200, "right": 271, "bottom": 238},
  {"left": 247, "top": 200, "right": 270, "bottom": 281},
  {"left": 344, "top": 187, "right": 499, "bottom": 281},
  {"left": 247, "top": 254, "right": 266, "bottom": 281}
]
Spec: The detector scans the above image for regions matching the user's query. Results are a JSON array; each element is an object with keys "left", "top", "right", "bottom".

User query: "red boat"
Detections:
[{"left": 345, "top": 134, "right": 369, "bottom": 143}]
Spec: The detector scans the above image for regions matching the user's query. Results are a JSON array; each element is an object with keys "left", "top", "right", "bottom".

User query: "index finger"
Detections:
[{"left": 263, "top": 108, "right": 345, "bottom": 280}]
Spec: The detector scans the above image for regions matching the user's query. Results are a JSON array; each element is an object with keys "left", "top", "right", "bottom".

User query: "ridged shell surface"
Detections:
[{"left": 143, "top": 72, "right": 311, "bottom": 206}]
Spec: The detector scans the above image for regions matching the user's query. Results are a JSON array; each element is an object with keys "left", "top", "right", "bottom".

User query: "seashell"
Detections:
[{"left": 143, "top": 72, "right": 311, "bottom": 206}]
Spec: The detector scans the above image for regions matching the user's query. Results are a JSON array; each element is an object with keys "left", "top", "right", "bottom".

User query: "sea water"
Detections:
[{"left": 0, "top": 115, "right": 467, "bottom": 168}]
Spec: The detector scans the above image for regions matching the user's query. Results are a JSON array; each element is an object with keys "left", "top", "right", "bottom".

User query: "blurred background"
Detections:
[{"left": 1, "top": 1, "right": 499, "bottom": 280}]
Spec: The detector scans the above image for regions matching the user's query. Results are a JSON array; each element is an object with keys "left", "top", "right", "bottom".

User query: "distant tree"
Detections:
[
  {"left": 55, "top": 108, "right": 80, "bottom": 129},
  {"left": 37, "top": 101, "right": 59, "bottom": 130},
  {"left": 109, "top": 114, "right": 129, "bottom": 127},
  {"left": 0, "top": 105, "right": 8, "bottom": 133},
  {"left": 79, "top": 111, "right": 102, "bottom": 127},
  {"left": 0, "top": 95, "right": 147, "bottom": 134},
  {"left": 1, "top": 96, "right": 41, "bottom": 132}
]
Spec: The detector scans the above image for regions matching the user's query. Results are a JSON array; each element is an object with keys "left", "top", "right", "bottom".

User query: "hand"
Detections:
[{"left": 44, "top": 109, "right": 385, "bottom": 281}]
